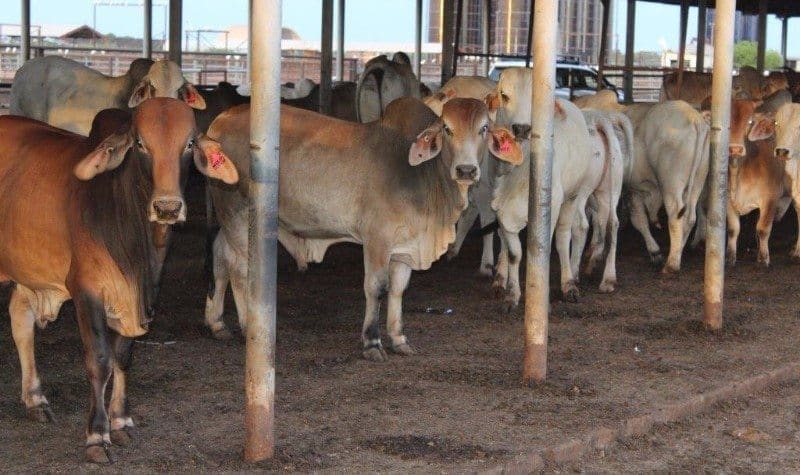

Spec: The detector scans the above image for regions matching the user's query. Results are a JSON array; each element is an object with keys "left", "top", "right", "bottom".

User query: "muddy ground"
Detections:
[{"left": 2, "top": 176, "right": 800, "bottom": 473}]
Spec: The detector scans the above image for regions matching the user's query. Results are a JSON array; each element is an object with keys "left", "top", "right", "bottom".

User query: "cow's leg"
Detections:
[
  {"left": 386, "top": 260, "right": 415, "bottom": 355},
  {"left": 556, "top": 198, "right": 581, "bottom": 302},
  {"left": 756, "top": 203, "right": 776, "bottom": 266},
  {"left": 662, "top": 195, "right": 686, "bottom": 274},
  {"left": 9, "top": 288, "right": 54, "bottom": 423},
  {"left": 791, "top": 200, "right": 800, "bottom": 260},
  {"left": 229, "top": 261, "right": 249, "bottom": 333},
  {"left": 501, "top": 228, "right": 524, "bottom": 312},
  {"left": 447, "top": 201, "right": 478, "bottom": 260},
  {"left": 569, "top": 205, "right": 590, "bottom": 282},
  {"left": 599, "top": 208, "right": 620, "bottom": 293},
  {"left": 204, "top": 232, "right": 233, "bottom": 339},
  {"left": 362, "top": 249, "right": 390, "bottom": 362},
  {"left": 478, "top": 211, "right": 496, "bottom": 277},
  {"left": 492, "top": 230, "right": 509, "bottom": 297},
  {"left": 690, "top": 201, "right": 707, "bottom": 249},
  {"left": 726, "top": 205, "right": 741, "bottom": 266},
  {"left": 108, "top": 334, "right": 135, "bottom": 446},
  {"left": 73, "top": 293, "right": 115, "bottom": 464},
  {"left": 584, "top": 195, "right": 605, "bottom": 277},
  {"left": 630, "top": 192, "right": 662, "bottom": 262}
]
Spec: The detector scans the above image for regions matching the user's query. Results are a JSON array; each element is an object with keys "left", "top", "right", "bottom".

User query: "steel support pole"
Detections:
[
  {"left": 703, "top": 0, "right": 734, "bottom": 331},
  {"left": 756, "top": 0, "right": 767, "bottom": 73},
  {"left": 415, "top": 0, "right": 423, "bottom": 79},
  {"left": 20, "top": 0, "right": 30, "bottom": 63},
  {"left": 320, "top": 0, "right": 333, "bottom": 114},
  {"left": 143, "top": 0, "right": 153, "bottom": 59},
  {"left": 623, "top": 0, "right": 635, "bottom": 103},
  {"left": 441, "top": 0, "right": 455, "bottom": 85},
  {"left": 676, "top": 0, "right": 689, "bottom": 96},
  {"left": 524, "top": 5, "right": 534, "bottom": 67},
  {"left": 244, "top": 0, "right": 280, "bottom": 462},
  {"left": 598, "top": 0, "right": 610, "bottom": 84},
  {"left": 336, "top": 0, "right": 345, "bottom": 81},
  {"left": 696, "top": 0, "right": 707, "bottom": 72},
  {"left": 482, "top": 0, "right": 490, "bottom": 76},
  {"left": 781, "top": 17, "right": 788, "bottom": 66},
  {"left": 452, "top": 0, "right": 464, "bottom": 78},
  {"left": 168, "top": 0, "right": 182, "bottom": 65},
  {"left": 522, "top": 0, "right": 557, "bottom": 385}
]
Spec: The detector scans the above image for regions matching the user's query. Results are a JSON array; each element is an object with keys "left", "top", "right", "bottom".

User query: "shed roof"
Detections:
[{"left": 637, "top": 0, "right": 800, "bottom": 18}]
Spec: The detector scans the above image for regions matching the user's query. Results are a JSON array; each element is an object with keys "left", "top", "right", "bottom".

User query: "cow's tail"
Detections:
[
  {"left": 659, "top": 72, "right": 673, "bottom": 102},
  {"left": 681, "top": 119, "right": 709, "bottom": 220},
  {"left": 596, "top": 117, "right": 619, "bottom": 239},
  {"left": 205, "top": 225, "right": 221, "bottom": 299},
  {"left": 615, "top": 113, "right": 635, "bottom": 185},
  {"left": 355, "top": 56, "right": 389, "bottom": 122}
]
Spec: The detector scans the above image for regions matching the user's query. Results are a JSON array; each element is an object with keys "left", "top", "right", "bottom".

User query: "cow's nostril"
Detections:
[
  {"left": 153, "top": 200, "right": 183, "bottom": 219},
  {"left": 455, "top": 165, "right": 477, "bottom": 180},
  {"left": 729, "top": 145, "right": 745, "bottom": 157},
  {"left": 776, "top": 148, "right": 790, "bottom": 158}
]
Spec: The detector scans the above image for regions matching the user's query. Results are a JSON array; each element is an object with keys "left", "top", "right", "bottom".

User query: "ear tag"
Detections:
[
  {"left": 499, "top": 138, "right": 512, "bottom": 153},
  {"left": 210, "top": 151, "right": 225, "bottom": 169},
  {"left": 186, "top": 90, "right": 196, "bottom": 104}
]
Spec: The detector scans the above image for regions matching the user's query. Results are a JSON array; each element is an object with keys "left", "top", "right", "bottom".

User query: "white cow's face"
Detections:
[
  {"left": 492, "top": 68, "right": 533, "bottom": 127},
  {"left": 127, "top": 60, "right": 207, "bottom": 110},
  {"left": 774, "top": 103, "right": 800, "bottom": 160}
]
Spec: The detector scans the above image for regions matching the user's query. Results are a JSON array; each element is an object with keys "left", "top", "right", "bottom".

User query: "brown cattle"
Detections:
[
  {"left": 724, "top": 99, "right": 786, "bottom": 266},
  {"left": 661, "top": 68, "right": 765, "bottom": 107},
  {"left": 194, "top": 81, "right": 250, "bottom": 133},
  {"left": 280, "top": 81, "right": 359, "bottom": 121},
  {"left": 0, "top": 99, "right": 238, "bottom": 463}
]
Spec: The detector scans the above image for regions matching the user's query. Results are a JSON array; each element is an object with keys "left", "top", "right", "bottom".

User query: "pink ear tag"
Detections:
[
  {"left": 210, "top": 151, "right": 225, "bottom": 169},
  {"left": 499, "top": 137, "right": 512, "bottom": 153}
]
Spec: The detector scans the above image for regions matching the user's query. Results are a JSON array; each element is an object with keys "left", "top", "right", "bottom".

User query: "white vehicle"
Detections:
[{"left": 488, "top": 57, "right": 624, "bottom": 102}]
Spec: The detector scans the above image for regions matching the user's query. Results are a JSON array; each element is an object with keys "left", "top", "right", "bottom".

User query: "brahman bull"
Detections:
[
  {"left": 356, "top": 52, "right": 422, "bottom": 122},
  {"left": 660, "top": 67, "right": 765, "bottom": 107},
  {"left": 0, "top": 99, "right": 238, "bottom": 463},
  {"left": 485, "top": 67, "right": 607, "bottom": 308},
  {"left": 204, "top": 98, "right": 521, "bottom": 359},
  {"left": 10, "top": 56, "right": 206, "bottom": 135},
  {"left": 772, "top": 103, "right": 800, "bottom": 259}
]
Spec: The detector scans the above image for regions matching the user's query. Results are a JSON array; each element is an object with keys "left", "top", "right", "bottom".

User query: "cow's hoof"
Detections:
[
  {"left": 445, "top": 249, "right": 458, "bottom": 261},
  {"left": 661, "top": 264, "right": 679, "bottom": 275},
  {"left": 85, "top": 444, "right": 114, "bottom": 464},
  {"left": 478, "top": 265, "right": 494, "bottom": 278},
  {"left": 757, "top": 257, "right": 770, "bottom": 268},
  {"left": 648, "top": 252, "right": 664, "bottom": 264},
  {"left": 726, "top": 255, "right": 737, "bottom": 267},
  {"left": 501, "top": 297, "right": 518, "bottom": 314},
  {"left": 562, "top": 281, "right": 580, "bottom": 303},
  {"left": 110, "top": 428, "right": 133, "bottom": 446},
  {"left": 599, "top": 280, "right": 617, "bottom": 293},
  {"left": 389, "top": 342, "right": 418, "bottom": 356},
  {"left": 211, "top": 326, "right": 233, "bottom": 341},
  {"left": 491, "top": 283, "right": 506, "bottom": 299},
  {"left": 362, "top": 345, "right": 388, "bottom": 362},
  {"left": 26, "top": 403, "right": 55, "bottom": 423}
]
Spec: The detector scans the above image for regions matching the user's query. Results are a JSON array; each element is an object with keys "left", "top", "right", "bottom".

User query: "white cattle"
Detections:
[
  {"left": 356, "top": 52, "right": 422, "bottom": 122},
  {"left": 624, "top": 101, "right": 710, "bottom": 273},
  {"left": 572, "top": 89, "right": 627, "bottom": 113},
  {"left": 487, "top": 67, "right": 607, "bottom": 309},
  {"left": 280, "top": 78, "right": 316, "bottom": 99},
  {"left": 772, "top": 103, "right": 800, "bottom": 259},
  {"left": 10, "top": 56, "right": 205, "bottom": 135}
]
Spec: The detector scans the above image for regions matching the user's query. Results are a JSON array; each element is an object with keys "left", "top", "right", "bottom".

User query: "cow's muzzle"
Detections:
[
  {"left": 455, "top": 165, "right": 478, "bottom": 182},
  {"left": 775, "top": 148, "right": 791, "bottom": 160},
  {"left": 151, "top": 198, "right": 185, "bottom": 224},
  {"left": 728, "top": 144, "right": 745, "bottom": 158}
]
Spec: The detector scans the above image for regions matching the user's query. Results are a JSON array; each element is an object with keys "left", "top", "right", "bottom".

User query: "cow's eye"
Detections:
[
  {"left": 186, "top": 138, "right": 196, "bottom": 150},
  {"left": 747, "top": 119, "right": 754, "bottom": 126},
  {"left": 480, "top": 124, "right": 488, "bottom": 134},
  {"left": 135, "top": 137, "right": 145, "bottom": 150},
  {"left": 443, "top": 124, "right": 452, "bottom": 136},
  {"left": 501, "top": 92, "right": 510, "bottom": 103}
]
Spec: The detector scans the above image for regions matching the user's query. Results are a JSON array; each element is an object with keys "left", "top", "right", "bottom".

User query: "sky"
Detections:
[{"left": 0, "top": 1, "right": 798, "bottom": 57}]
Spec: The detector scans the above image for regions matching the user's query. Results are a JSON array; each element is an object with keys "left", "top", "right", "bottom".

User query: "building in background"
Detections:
[
  {"left": 428, "top": 0, "right": 610, "bottom": 64},
  {"left": 704, "top": 9, "right": 759, "bottom": 43}
]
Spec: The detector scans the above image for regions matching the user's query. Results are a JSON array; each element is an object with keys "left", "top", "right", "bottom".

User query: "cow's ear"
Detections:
[
  {"left": 488, "top": 126, "right": 523, "bottom": 165},
  {"left": 128, "top": 79, "right": 155, "bottom": 108},
  {"left": 180, "top": 83, "right": 207, "bottom": 110},
  {"left": 748, "top": 113, "right": 775, "bottom": 142},
  {"left": 194, "top": 134, "right": 239, "bottom": 185},
  {"left": 409, "top": 122, "right": 443, "bottom": 165},
  {"left": 484, "top": 92, "right": 501, "bottom": 112},
  {"left": 74, "top": 130, "right": 133, "bottom": 180},
  {"left": 700, "top": 110, "right": 712, "bottom": 125}
]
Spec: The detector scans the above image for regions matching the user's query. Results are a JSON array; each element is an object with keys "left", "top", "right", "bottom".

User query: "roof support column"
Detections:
[
  {"left": 704, "top": 0, "right": 735, "bottom": 331},
  {"left": 320, "top": 0, "right": 333, "bottom": 114},
  {"left": 336, "top": 0, "right": 345, "bottom": 81},
  {"left": 244, "top": 0, "right": 281, "bottom": 463},
  {"left": 168, "top": 0, "right": 182, "bottom": 65},
  {"left": 415, "top": 0, "right": 423, "bottom": 79},
  {"left": 143, "top": 0, "right": 152, "bottom": 58},
  {"left": 20, "top": 0, "right": 30, "bottom": 63},
  {"left": 676, "top": 0, "right": 689, "bottom": 96},
  {"left": 696, "top": 0, "right": 707, "bottom": 72},
  {"left": 598, "top": 0, "right": 610, "bottom": 84},
  {"left": 623, "top": 0, "right": 636, "bottom": 103},
  {"left": 781, "top": 17, "right": 788, "bottom": 67},
  {"left": 523, "top": 0, "right": 557, "bottom": 385},
  {"left": 441, "top": 0, "right": 455, "bottom": 85},
  {"left": 756, "top": 0, "right": 767, "bottom": 73}
]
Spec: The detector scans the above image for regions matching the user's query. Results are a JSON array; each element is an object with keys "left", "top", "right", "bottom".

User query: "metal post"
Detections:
[
  {"left": 696, "top": 0, "right": 707, "bottom": 72},
  {"left": 20, "top": 0, "right": 30, "bottom": 64},
  {"left": 781, "top": 17, "right": 788, "bottom": 66},
  {"left": 441, "top": 0, "right": 455, "bottom": 85},
  {"left": 320, "top": 0, "right": 333, "bottom": 114},
  {"left": 168, "top": 0, "right": 182, "bottom": 65},
  {"left": 415, "top": 0, "right": 423, "bottom": 79},
  {"left": 452, "top": 0, "right": 464, "bottom": 78},
  {"left": 524, "top": 5, "right": 534, "bottom": 67},
  {"left": 244, "top": 0, "right": 280, "bottom": 462},
  {"left": 704, "top": 0, "right": 734, "bottom": 331},
  {"left": 676, "top": 0, "right": 689, "bottom": 96},
  {"left": 756, "top": 0, "right": 767, "bottom": 73},
  {"left": 482, "top": 0, "right": 490, "bottom": 76},
  {"left": 623, "top": 0, "right": 635, "bottom": 103},
  {"left": 144, "top": 0, "right": 153, "bottom": 59},
  {"left": 598, "top": 0, "right": 610, "bottom": 84},
  {"left": 523, "top": 0, "right": 557, "bottom": 385},
  {"left": 336, "top": 0, "right": 345, "bottom": 81}
]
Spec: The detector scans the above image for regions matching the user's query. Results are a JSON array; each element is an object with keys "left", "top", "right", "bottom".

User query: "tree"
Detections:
[{"left": 734, "top": 41, "right": 783, "bottom": 70}]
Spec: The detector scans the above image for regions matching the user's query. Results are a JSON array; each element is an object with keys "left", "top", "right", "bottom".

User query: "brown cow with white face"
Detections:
[
  {"left": 205, "top": 98, "right": 521, "bottom": 359},
  {"left": 0, "top": 98, "right": 237, "bottom": 464}
]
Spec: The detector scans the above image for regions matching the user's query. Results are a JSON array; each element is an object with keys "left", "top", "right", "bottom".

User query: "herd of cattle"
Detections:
[{"left": 3, "top": 51, "right": 800, "bottom": 463}]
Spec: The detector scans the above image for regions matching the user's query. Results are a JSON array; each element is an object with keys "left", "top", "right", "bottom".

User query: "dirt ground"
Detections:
[{"left": 2, "top": 176, "right": 800, "bottom": 473}]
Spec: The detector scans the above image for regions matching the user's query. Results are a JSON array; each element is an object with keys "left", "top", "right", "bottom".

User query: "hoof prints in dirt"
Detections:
[
  {"left": 623, "top": 314, "right": 755, "bottom": 341},
  {"left": 363, "top": 435, "right": 507, "bottom": 462}
]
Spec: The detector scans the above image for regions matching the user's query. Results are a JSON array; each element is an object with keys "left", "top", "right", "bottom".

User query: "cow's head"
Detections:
[
  {"left": 774, "top": 103, "right": 800, "bottom": 160},
  {"left": 763, "top": 71, "right": 789, "bottom": 98},
  {"left": 729, "top": 99, "right": 768, "bottom": 158},
  {"left": 128, "top": 60, "right": 207, "bottom": 110},
  {"left": 408, "top": 98, "right": 522, "bottom": 186},
  {"left": 74, "top": 98, "right": 238, "bottom": 226}
]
